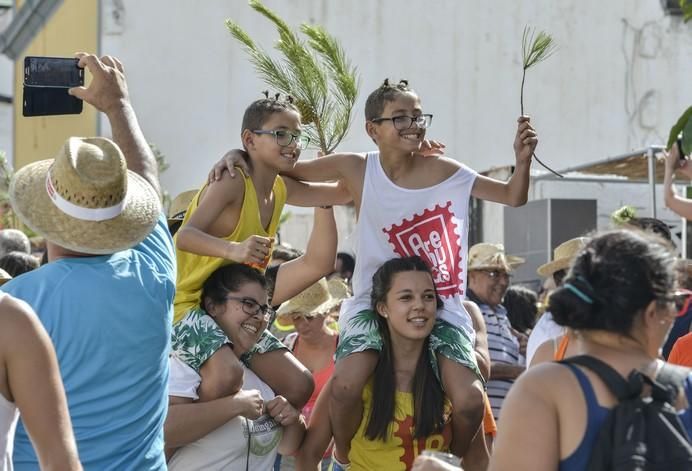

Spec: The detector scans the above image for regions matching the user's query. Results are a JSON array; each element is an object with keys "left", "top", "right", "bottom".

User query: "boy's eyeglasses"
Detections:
[
  {"left": 371, "top": 114, "right": 433, "bottom": 130},
  {"left": 224, "top": 296, "right": 276, "bottom": 322},
  {"left": 253, "top": 129, "right": 310, "bottom": 150}
]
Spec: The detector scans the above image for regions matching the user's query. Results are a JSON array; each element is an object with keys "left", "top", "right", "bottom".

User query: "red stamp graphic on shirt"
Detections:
[{"left": 383, "top": 202, "right": 464, "bottom": 297}]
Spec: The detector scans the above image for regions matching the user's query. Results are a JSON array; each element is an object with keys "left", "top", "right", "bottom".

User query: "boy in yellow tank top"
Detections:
[{"left": 170, "top": 96, "right": 349, "bottom": 409}]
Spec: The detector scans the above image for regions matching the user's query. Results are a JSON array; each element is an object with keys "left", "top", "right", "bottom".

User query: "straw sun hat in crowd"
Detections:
[
  {"left": 167, "top": 190, "right": 197, "bottom": 226},
  {"left": 467, "top": 243, "right": 525, "bottom": 272},
  {"left": 275, "top": 277, "right": 351, "bottom": 329},
  {"left": 0, "top": 268, "right": 12, "bottom": 286},
  {"left": 9, "top": 137, "right": 160, "bottom": 255},
  {"left": 536, "top": 237, "right": 589, "bottom": 278}
]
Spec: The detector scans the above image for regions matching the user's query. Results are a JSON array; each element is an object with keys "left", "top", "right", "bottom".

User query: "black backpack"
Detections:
[{"left": 561, "top": 355, "right": 692, "bottom": 471}]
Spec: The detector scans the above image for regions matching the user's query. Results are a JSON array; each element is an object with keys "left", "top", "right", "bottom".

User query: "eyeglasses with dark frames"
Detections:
[
  {"left": 252, "top": 129, "right": 310, "bottom": 149},
  {"left": 224, "top": 296, "right": 276, "bottom": 322},
  {"left": 370, "top": 114, "right": 433, "bottom": 130}
]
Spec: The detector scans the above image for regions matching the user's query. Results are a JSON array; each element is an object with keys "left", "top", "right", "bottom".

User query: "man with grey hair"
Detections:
[{"left": 0, "top": 229, "right": 30, "bottom": 256}]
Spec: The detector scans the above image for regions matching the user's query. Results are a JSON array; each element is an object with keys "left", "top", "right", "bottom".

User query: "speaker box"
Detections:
[{"left": 503, "top": 199, "right": 597, "bottom": 288}]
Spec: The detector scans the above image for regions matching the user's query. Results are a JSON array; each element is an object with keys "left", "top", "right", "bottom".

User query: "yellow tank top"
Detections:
[
  {"left": 348, "top": 381, "right": 452, "bottom": 471},
  {"left": 172, "top": 173, "right": 287, "bottom": 323}
]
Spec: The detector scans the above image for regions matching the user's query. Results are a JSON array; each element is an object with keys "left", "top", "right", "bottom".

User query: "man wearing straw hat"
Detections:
[
  {"left": 167, "top": 189, "right": 197, "bottom": 237},
  {"left": 3, "top": 53, "right": 175, "bottom": 469},
  {"left": 466, "top": 243, "right": 525, "bottom": 422},
  {"left": 525, "top": 237, "right": 589, "bottom": 365}
]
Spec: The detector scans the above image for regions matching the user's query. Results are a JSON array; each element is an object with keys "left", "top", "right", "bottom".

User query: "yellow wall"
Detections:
[{"left": 13, "top": 0, "right": 98, "bottom": 169}]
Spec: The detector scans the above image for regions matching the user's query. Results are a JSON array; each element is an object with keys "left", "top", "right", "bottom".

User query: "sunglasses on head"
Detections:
[{"left": 663, "top": 289, "right": 692, "bottom": 316}]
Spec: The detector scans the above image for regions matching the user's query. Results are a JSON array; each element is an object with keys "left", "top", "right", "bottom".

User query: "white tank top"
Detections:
[
  {"left": 340, "top": 152, "right": 477, "bottom": 337},
  {"left": 0, "top": 391, "right": 18, "bottom": 471}
]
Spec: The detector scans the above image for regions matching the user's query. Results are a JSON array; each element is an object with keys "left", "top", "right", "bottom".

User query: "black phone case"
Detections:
[{"left": 22, "top": 86, "right": 83, "bottom": 117}]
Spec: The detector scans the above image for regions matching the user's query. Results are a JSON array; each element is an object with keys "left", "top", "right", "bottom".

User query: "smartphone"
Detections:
[
  {"left": 23, "top": 86, "right": 83, "bottom": 117},
  {"left": 24, "top": 56, "right": 83, "bottom": 88},
  {"left": 22, "top": 56, "right": 84, "bottom": 117}
]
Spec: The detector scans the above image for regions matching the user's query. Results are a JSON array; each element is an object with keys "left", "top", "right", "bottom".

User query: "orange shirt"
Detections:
[{"left": 669, "top": 332, "right": 692, "bottom": 367}]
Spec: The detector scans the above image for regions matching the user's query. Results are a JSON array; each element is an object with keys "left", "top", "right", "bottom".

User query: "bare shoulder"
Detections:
[
  {"left": 463, "top": 300, "right": 484, "bottom": 325},
  {"left": 437, "top": 155, "right": 464, "bottom": 168},
  {"left": 329, "top": 152, "right": 367, "bottom": 173},
  {"left": 530, "top": 339, "right": 558, "bottom": 368},
  {"left": 329, "top": 151, "right": 366, "bottom": 162},
  {"left": 0, "top": 296, "right": 44, "bottom": 351},
  {"left": 200, "top": 170, "right": 244, "bottom": 204},
  {"left": 513, "top": 362, "right": 575, "bottom": 398},
  {"left": 417, "top": 155, "right": 469, "bottom": 181}
]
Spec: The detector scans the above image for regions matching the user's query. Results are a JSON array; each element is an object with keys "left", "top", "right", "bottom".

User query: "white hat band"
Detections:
[{"left": 46, "top": 174, "right": 126, "bottom": 222}]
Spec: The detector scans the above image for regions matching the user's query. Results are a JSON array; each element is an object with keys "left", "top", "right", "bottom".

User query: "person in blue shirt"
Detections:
[{"left": 4, "top": 53, "right": 175, "bottom": 470}]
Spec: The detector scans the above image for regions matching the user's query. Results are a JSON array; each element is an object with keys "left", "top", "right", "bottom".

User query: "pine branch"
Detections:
[
  {"left": 522, "top": 27, "right": 557, "bottom": 71},
  {"left": 520, "top": 25, "right": 562, "bottom": 178},
  {"left": 248, "top": 0, "right": 298, "bottom": 47},
  {"left": 226, "top": 1, "right": 359, "bottom": 154}
]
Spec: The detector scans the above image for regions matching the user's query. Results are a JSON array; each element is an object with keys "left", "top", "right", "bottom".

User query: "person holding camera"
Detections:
[{"left": 3, "top": 53, "right": 175, "bottom": 469}]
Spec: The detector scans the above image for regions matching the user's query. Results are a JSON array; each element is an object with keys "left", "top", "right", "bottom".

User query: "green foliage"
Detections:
[
  {"left": 683, "top": 120, "right": 692, "bottom": 155},
  {"left": 522, "top": 26, "right": 557, "bottom": 72},
  {"left": 225, "top": 0, "right": 359, "bottom": 154},
  {"left": 681, "top": 0, "right": 692, "bottom": 22},
  {"left": 611, "top": 205, "right": 637, "bottom": 225},
  {"left": 519, "top": 25, "right": 561, "bottom": 177},
  {"left": 667, "top": 106, "right": 692, "bottom": 154}
]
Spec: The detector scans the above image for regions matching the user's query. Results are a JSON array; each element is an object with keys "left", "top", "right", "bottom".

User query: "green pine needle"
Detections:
[
  {"left": 227, "top": 1, "right": 359, "bottom": 154},
  {"left": 520, "top": 25, "right": 561, "bottom": 177},
  {"left": 522, "top": 26, "right": 557, "bottom": 71}
]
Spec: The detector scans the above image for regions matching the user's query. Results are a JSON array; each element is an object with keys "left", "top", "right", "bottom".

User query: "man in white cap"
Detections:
[
  {"left": 466, "top": 243, "right": 525, "bottom": 422},
  {"left": 3, "top": 53, "right": 175, "bottom": 469}
]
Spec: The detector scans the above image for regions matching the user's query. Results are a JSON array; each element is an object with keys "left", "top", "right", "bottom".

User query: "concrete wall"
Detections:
[
  {"left": 93, "top": 0, "right": 692, "bottom": 250},
  {"left": 0, "top": 7, "right": 13, "bottom": 159},
  {"left": 5, "top": 0, "right": 692, "bottom": 250}
]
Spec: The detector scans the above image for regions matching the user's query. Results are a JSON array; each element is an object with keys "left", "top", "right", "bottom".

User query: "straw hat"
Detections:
[
  {"left": 0, "top": 268, "right": 12, "bottom": 286},
  {"left": 536, "top": 237, "right": 589, "bottom": 278},
  {"left": 326, "top": 277, "right": 351, "bottom": 305},
  {"left": 467, "top": 243, "right": 525, "bottom": 272},
  {"left": 9, "top": 137, "right": 160, "bottom": 255},
  {"left": 275, "top": 277, "right": 350, "bottom": 327},
  {"left": 167, "top": 190, "right": 197, "bottom": 226}
]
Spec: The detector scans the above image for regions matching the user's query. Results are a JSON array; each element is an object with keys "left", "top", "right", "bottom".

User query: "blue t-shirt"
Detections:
[{"left": 5, "top": 215, "right": 175, "bottom": 470}]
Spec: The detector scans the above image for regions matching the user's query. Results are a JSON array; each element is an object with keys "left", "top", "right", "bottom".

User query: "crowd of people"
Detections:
[{"left": 1, "top": 51, "right": 692, "bottom": 471}]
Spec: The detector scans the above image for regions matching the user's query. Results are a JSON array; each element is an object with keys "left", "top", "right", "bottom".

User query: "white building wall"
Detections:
[
  {"left": 41, "top": 0, "right": 692, "bottom": 250},
  {"left": 0, "top": 7, "right": 14, "bottom": 160}
]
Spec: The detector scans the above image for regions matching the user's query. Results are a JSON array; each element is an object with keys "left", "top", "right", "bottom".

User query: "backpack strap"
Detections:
[
  {"left": 560, "top": 355, "right": 638, "bottom": 401},
  {"left": 653, "top": 363, "right": 691, "bottom": 402}
]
